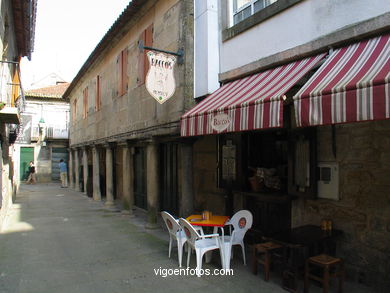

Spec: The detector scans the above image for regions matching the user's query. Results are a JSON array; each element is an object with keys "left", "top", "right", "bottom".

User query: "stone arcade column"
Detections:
[
  {"left": 74, "top": 148, "right": 80, "bottom": 191},
  {"left": 82, "top": 147, "right": 89, "bottom": 195},
  {"left": 105, "top": 144, "right": 115, "bottom": 207},
  {"left": 121, "top": 141, "right": 134, "bottom": 215},
  {"left": 180, "top": 142, "right": 194, "bottom": 216},
  {"left": 69, "top": 148, "right": 74, "bottom": 189},
  {"left": 146, "top": 140, "right": 159, "bottom": 229},
  {"left": 92, "top": 146, "right": 101, "bottom": 201}
]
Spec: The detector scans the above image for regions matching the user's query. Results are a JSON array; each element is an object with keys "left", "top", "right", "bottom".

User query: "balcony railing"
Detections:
[
  {"left": 46, "top": 126, "right": 69, "bottom": 139},
  {"left": 31, "top": 126, "right": 39, "bottom": 141}
]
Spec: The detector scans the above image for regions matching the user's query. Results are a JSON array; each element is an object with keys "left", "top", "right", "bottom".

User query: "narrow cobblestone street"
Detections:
[
  {"left": 0, "top": 184, "right": 376, "bottom": 293},
  {"left": 0, "top": 183, "right": 277, "bottom": 293}
]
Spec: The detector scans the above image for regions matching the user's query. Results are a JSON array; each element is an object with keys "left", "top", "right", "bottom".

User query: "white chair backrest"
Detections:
[
  {"left": 161, "top": 211, "right": 181, "bottom": 238},
  {"left": 178, "top": 218, "right": 201, "bottom": 249},
  {"left": 229, "top": 210, "right": 253, "bottom": 243}
]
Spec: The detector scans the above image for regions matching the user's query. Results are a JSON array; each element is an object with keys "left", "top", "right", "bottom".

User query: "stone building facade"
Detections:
[
  {"left": 185, "top": 0, "right": 390, "bottom": 290},
  {"left": 0, "top": 0, "right": 36, "bottom": 230},
  {"left": 64, "top": 0, "right": 194, "bottom": 227},
  {"left": 13, "top": 83, "right": 70, "bottom": 185}
]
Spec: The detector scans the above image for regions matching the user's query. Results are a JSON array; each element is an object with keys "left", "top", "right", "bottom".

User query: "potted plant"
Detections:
[{"left": 0, "top": 102, "right": 5, "bottom": 110}]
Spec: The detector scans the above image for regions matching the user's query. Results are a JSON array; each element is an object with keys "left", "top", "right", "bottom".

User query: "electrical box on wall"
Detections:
[{"left": 317, "top": 162, "right": 339, "bottom": 200}]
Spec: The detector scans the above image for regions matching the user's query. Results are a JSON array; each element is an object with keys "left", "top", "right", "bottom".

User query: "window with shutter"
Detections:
[
  {"left": 137, "top": 24, "right": 153, "bottom": 86},
  {"left": 116, "top": 49, "right": 128, "bottom": 97},
  {"left": 83, "top": 87, "right": 88, "bottom": 119},
  {"left": 72, "top": 99, "right": 77, "bottom": 122},
  {"left": 95, "top": 75, "right": 101, "bottom": 111}
]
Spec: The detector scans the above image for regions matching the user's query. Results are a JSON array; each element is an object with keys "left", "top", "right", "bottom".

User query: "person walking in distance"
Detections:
[
  {"left": 59, "top": 159, "right": 68, "bottom": 188},
  {"left": 26, "top": 161, "right": 36, "bottom": 184}
]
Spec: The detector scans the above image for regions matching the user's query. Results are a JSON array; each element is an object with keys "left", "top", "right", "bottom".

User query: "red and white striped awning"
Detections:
[
  {"left": 294, "top": 34, "right": 390, "bottom": 127},
  {"left": 181, "top": 55, "right": 325, "bottom": 137}
]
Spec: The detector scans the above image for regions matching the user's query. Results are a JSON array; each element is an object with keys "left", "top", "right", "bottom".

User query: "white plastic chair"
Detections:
[
  {"left": 222, "top": 210, "right": 253, "bottom": 269},
  {"left": 179, "top": 218, "right": 224, "bottom": 277},
  {"left": 161, "top": 211, "right": 187, "bottom": 267}
]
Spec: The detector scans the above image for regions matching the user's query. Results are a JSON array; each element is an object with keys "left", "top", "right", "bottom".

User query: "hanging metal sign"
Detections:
[{"left": 145, "top": 51, "right": 176, "bottom": 104}]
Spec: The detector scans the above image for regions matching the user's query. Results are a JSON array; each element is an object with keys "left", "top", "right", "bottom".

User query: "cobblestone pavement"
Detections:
[{"left": 0, "top": 183, "right": 375, "bottom": 293}]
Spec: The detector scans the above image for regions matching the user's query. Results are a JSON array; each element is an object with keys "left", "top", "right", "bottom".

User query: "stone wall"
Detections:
[
  {"left": 0, "top": 126, "right": 13, "bottom": 231},
  {"left": 193, "top": 135, "right": 225, "bottom": 214},
  {"left": 69, "top": 0, "right": 194, "bottom": 146},
  {"left": 192, "top": 120, "right": 390, "bottom": 290},
  {"left": 292, "top": 120, "right": 390, "bottom": 291}
]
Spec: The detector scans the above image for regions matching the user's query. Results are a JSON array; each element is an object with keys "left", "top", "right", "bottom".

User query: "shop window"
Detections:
[
  {"left": 244, "top": 131, "right": 288, "bottom": 193},
  {"left": 217, "top": 128, "right": 317, "bottom": 197}
]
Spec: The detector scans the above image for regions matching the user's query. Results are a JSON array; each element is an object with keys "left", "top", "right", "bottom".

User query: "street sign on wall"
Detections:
[
  {"left": 15, "top": 114, "right": 32, "bottom": 144},
  {"left": 145, "top": 51, "right": 176, "bottom": 104}
]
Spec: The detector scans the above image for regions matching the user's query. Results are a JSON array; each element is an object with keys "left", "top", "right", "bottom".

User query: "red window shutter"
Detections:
[
  {"left": 83, "top": 87, "right": 88, "bottom": 119},
  {"left": 144, "top": 24, "right": 153, "bottom": 82},
  {"left": 122, "top": 49, "right": 128, "bottom": 93},
  {"left": 96, "top": 75, "right": 101, "bottom": 111},
  {"left": 116, "top": 53, "right": 122, "bottom": 96},
  {"left": 137, "top": 30, "right": 146, "bottom": 86},
  {"left": 73, "top": 100, "right": 77, "bottom": 121}
]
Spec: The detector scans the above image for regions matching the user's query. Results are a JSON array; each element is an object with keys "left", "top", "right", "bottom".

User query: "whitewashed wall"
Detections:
[
  {"left": 24, "top": 101, "right": 70, "bottom": 129},
  {"left": 220, "top": 0, "right": 390, "bottom": 73},
  {"left": 195, "top": 0, "right": 220, "bottom": 98}
]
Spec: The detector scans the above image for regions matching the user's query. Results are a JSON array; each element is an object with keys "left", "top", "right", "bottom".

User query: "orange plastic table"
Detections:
[
  {"left": 186, "top": 215, "right": 229, "bottom": 227},
  {"left": 186, "top": 214, "right": 230, "bottom": 268}
]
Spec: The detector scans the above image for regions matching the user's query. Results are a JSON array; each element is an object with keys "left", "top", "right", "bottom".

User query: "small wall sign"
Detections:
[
  {"left": 222, "top": 140, "right": 236, "bottom": 180},
  {"left": 211, "top": 113, "right": 231, "bottom": 132},
  {"left": 146, "top": 51, "right": 176, "bottom": 104}
]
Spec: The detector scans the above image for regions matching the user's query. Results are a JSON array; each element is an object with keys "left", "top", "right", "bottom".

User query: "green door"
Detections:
[{"left": 20, "top": 147, "right": 34, "bottom": 181}]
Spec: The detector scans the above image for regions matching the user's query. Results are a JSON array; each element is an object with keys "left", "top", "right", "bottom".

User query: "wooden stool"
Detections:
[
  {"left": 252, "top": 242, "right": 282, "bottom": 281},
  {"left": 304, "top": 254, "right": 344, "bottom": 293}
]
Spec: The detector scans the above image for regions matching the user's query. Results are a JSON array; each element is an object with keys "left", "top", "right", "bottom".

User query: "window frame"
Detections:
[
  {"left": 232, "top": 0, "right": 278, "bottom": 26},
  {"left": 223, "top": 0, "right": 303, "bottom": 42}
]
